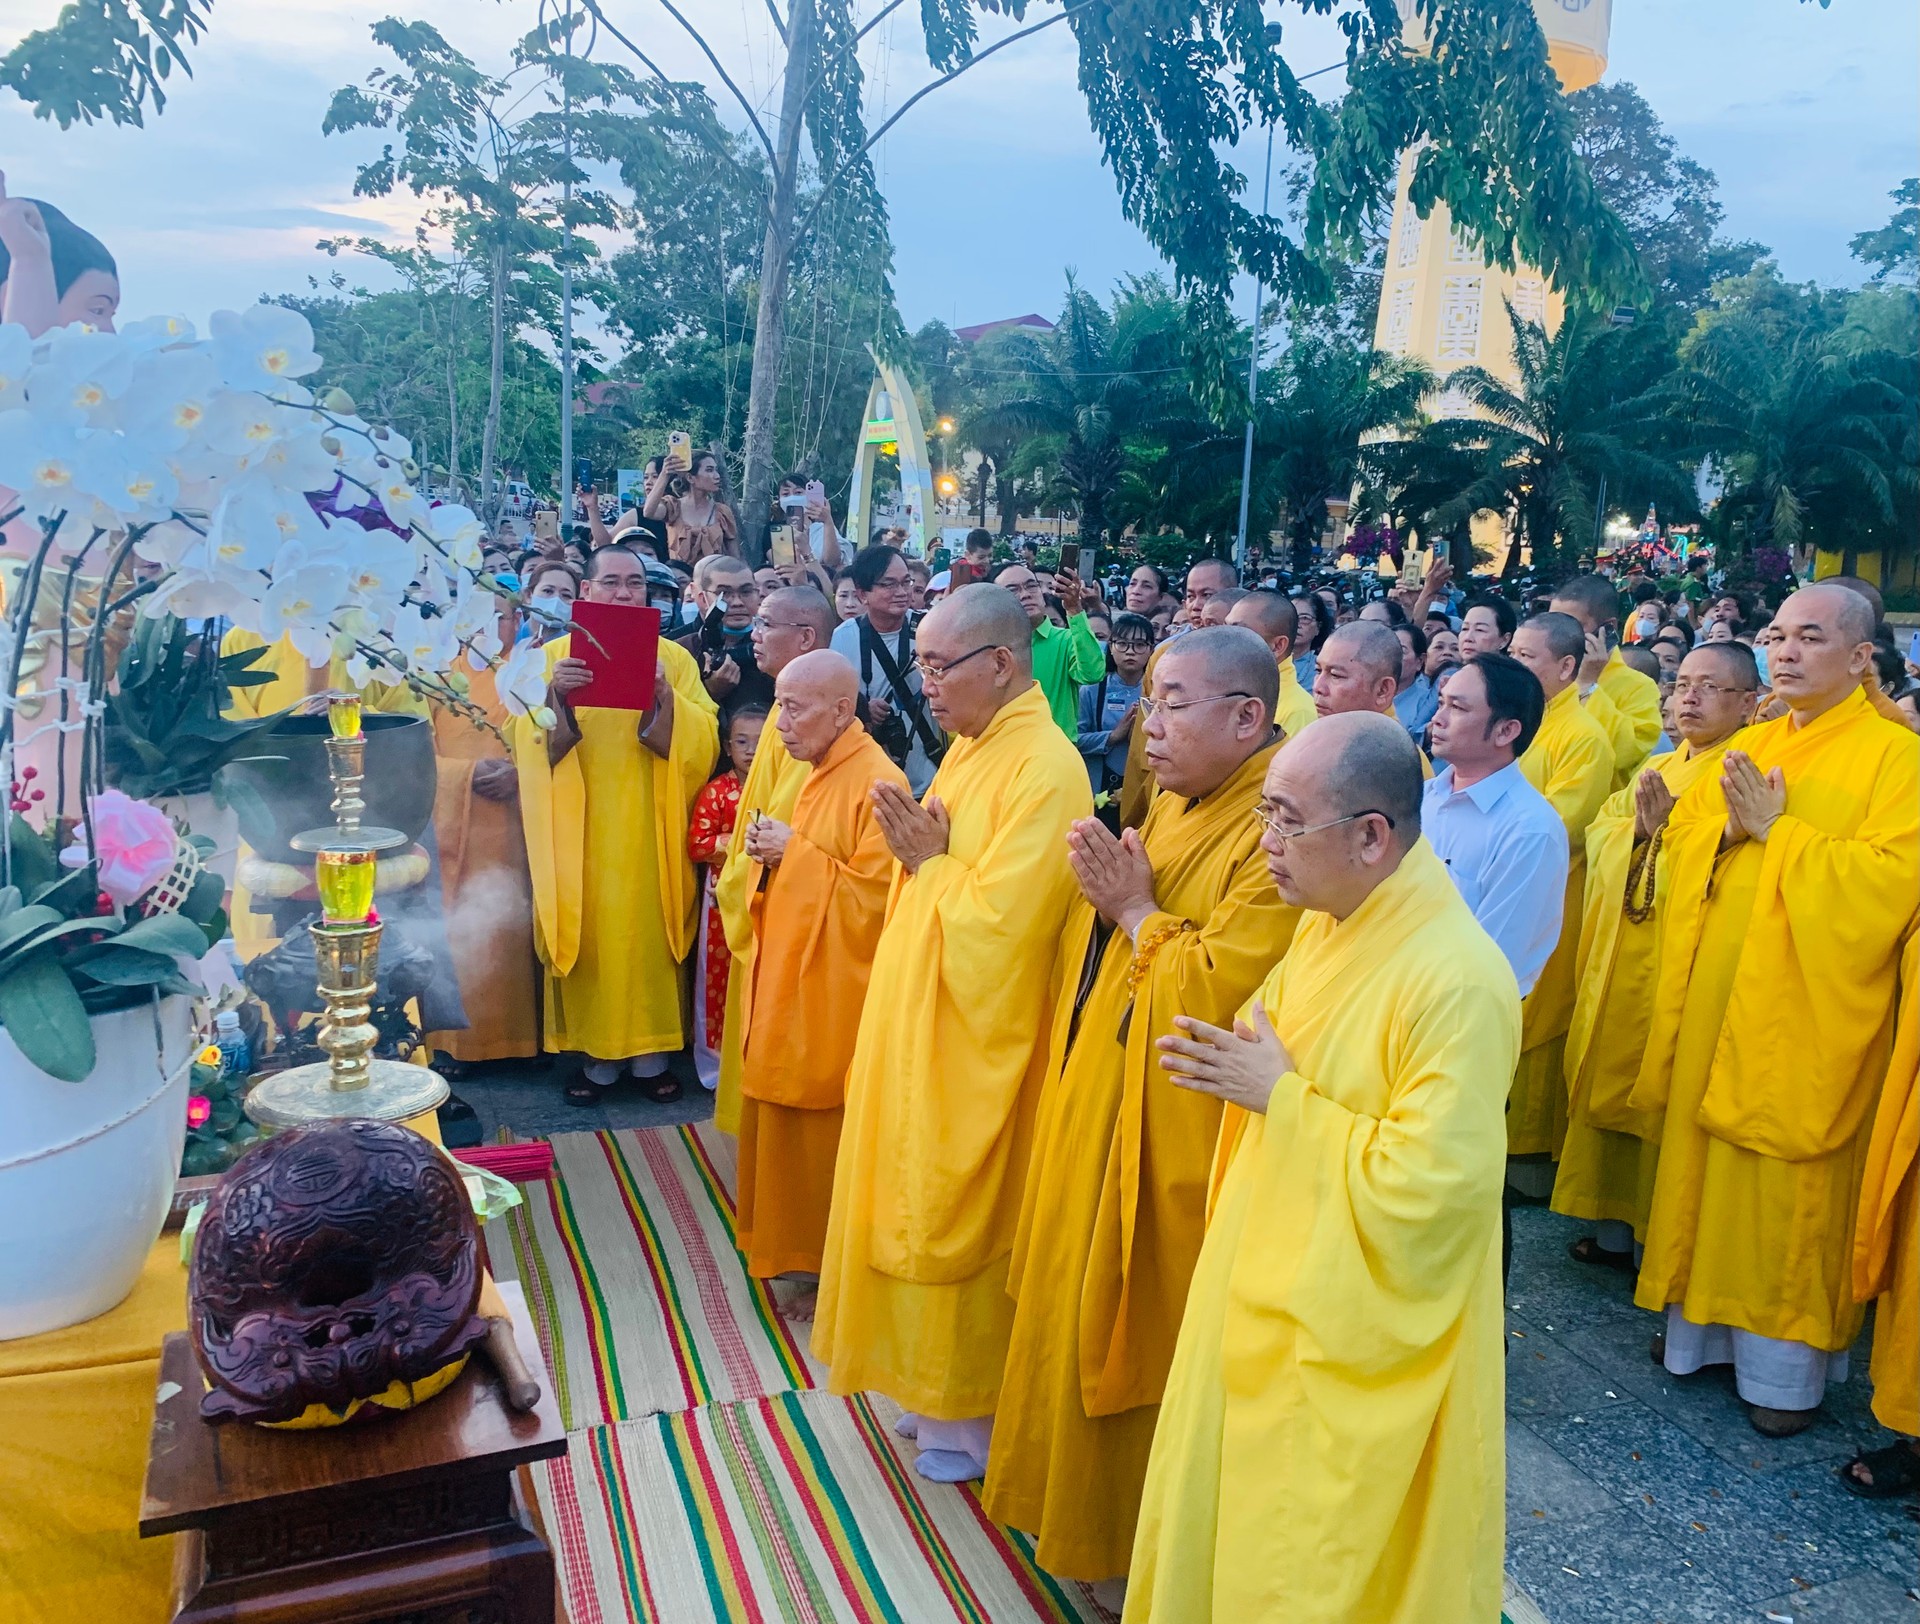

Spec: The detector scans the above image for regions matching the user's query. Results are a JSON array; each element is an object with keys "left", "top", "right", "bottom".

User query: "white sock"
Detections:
[
  {"left": 583, "top": 1059, "right": 621, "bottom": 1087},
  {"left": 629, "top": 1052, "right": 669, "bottom": 1079}
]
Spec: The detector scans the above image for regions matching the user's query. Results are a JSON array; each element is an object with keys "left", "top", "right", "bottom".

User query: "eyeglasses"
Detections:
[
  {"left": 749, "top": 616, "right": 811, "bottom": 633},
  {"left": 871, "top": 574, "right": 913, "bottom": 591},
  {"left": 913, "top": 644, "right": 1003, "bottom": 682},
  {"left": 1669, "top": 679, "right": 1755, "bottom": 698},
  {"left": 1112, "top": 639, "right": 1155, "bottom": 652},
  {"left": 1253, "top": 806, "right": 1395, "bottom": 842},
  {"left": 1140, "top": 691, "right": 1252, "bottom": 718}
]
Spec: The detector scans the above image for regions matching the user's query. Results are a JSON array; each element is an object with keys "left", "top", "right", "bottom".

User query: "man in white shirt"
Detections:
[
  {"left": 1423, "top": 653, "right": 1568, "bottom": 998},
  {"left": 829, "top": 545, "right": 941, "bottom": 794}
]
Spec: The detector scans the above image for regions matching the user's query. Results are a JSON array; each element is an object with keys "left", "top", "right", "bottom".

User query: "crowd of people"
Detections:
[{"left": 395, "top": 498, "right": 1919, "bottom": 1619}]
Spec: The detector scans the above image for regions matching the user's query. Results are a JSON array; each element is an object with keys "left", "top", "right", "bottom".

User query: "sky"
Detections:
[{"left": 2, "top": 0, "right": 1914, "bottom": 338}]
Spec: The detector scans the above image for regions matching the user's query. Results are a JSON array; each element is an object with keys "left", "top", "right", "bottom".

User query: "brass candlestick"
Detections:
[{"left": 243, "top": 701, "right": 448, "bottom": 1131}]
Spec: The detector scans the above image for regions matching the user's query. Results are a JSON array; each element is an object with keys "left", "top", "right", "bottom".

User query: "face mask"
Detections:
[
  {"left": 1636, "top": 612, "right": 1659, "bottom": 633},
  {"left": 493, "top": 569, "right": 522, "bottom": 593},
  {"left": 533, "top": 597, "right": 573, "bottom": 626},
  {"left": 1753, "top": 645, "right": 1770, "bottom": 685}
]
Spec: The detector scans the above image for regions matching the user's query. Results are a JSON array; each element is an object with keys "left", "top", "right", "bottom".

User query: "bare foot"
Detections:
[{"left": 770, "top": 1279, "right": 817, "bottom": 1323}]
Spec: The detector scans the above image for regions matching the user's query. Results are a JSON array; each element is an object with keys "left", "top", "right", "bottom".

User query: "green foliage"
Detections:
[
  {"left": 0, "top": 821, "right": 220, "bottom": 1081},
  {"left": 0, "top": 0, "right": 210, "bottom": 128},
  {"left": 1851, "top": 178, "right": 1919, "bottom": 288},
  {"left": 102, "top": 615, "right": 285, "bottom": 800},
  {"left": 180, "top": 1051, "right": 259, "bottom": 1177}
]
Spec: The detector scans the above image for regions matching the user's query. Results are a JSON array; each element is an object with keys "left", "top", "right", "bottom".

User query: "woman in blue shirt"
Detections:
[{"left": 1077, "top": 612, "right": 1154, "bottom": 812}]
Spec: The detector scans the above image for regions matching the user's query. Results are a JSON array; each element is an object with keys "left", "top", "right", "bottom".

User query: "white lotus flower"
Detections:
[
  {"left": 0, "top": 325, "right": 31, "bottom": 411},
  {"left": 261, "top": 563, "right": 351, "bottom": 664},
  {"left": 495, "top": 639, "right": 550, "bottom": 717},
  {"left": 24, "top": 326, "right": 133, "bottom": 423},
  {"left": 208, "top": 306, "right": 321, "bottom": 393}
]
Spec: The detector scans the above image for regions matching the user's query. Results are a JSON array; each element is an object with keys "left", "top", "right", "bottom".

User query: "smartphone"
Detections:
[
  {"left": 575, "top": 457, "right": 593, "bottom": 492},
  {"left": 948, "top": 558, "right": 974, "bottom": 588},
  {"left": 667, "top": 431, "right": 692, "bottom": 472},
  {"left": 769, "top": 524, "right": 797, "bottom": 569},
  {"left": 699, "top": 602, "right": 729, "bottom": 657},
  {"left": 779, "top": 493, "right": 807, "bottom": 513},
  {"left": 532, "top": 509, "right": 559, "bottom": 541},
  {"left": 1058, "top": 542, "right": 1081, "bottom": 577}
]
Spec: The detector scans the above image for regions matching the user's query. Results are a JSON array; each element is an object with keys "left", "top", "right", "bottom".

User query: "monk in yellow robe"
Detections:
[
  {"left": 508, "top": 544, "right": 719, "bottom": 1098},
  {"left": 1225, "top": 591, "right": 1318, "bottom": 740},
  {"left": 1507, "top": 612, "right": 1615, "bottom": 1164},
  {"left": 1551, "top": 574, "right": 1665, "bottom": 789},
  {"left": 1629, "top": 584, "right": 1920, "bottom": 1435},
  {"left": 982, "top": 628, "right": 1299, "bottom": 1584},
  {"left": 1553, "top": 642, "right": 1760, "bottom": 1263},
  {"left": 1118, "top": 561, "right": 1239, "bottom": 827},
  {"left": 1130, "top": 714, "right": 1519, "bottom": 1624},
  {"left": 734, "top": 651, "right": 904, "bottom": 1282},
  {"left": 423, "top": 656, "right": 539, "bottom": 1063},
  {"left": 712, "top": 586, "right": 839, "bottom": 1133},
  {"left": 1841, "top": 926, "right": 1919, "bottom": 1494},
  {"left": 812, "top": 584, "right": 1092, "bottom": 1482}
]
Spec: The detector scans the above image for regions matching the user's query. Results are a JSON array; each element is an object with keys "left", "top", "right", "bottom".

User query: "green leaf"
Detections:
[
  {"left": 31, "top": 862, "right": 99, "bottom": 917},
  {"left": 0, "top": 904, "right": 66, "bottom": 959},
  {"left": 0, "top": 886, "right": 21, "bottom": 919},
  {"left": 69, "top": 944, "right": 178, "bottom": 986},
  {"left": 182, "top": 869, "right": 225, "bottom": 926},
  {"left": 7, "top": 815, "right": 58, "bottom": 896},
  {"left": 0, "top": 957, "right": 95, "bottom": 1081},
  {"left": 113, "top": 911, "right": 212, "bottom": 958}
]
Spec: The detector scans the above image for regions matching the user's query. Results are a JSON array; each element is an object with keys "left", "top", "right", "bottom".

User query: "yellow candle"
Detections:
[
  {"left": 327, "top": 694, "right": 363, "bottom": 740},
  {"left": 315, "top": 848, "right": 376, "bottom": 923}
]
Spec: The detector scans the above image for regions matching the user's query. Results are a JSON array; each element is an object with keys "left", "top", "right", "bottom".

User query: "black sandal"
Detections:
[
  {"left": 640, "top": 1074, "right": 683, "bottom": 1104},
  {"left": 565, "top": 1079, "right": 601, "bottom": 1107},
  {"left": 1568, "top": 1235, "right": 1636, "bottom": 1273},
  {"left": 1838, "top": 1441, "right": 1920, "bottom": 1499}
]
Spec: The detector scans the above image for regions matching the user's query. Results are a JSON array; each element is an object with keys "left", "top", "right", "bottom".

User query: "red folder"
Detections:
[{"left": 569, "top": 601, "right": 661, "bottom": 711}]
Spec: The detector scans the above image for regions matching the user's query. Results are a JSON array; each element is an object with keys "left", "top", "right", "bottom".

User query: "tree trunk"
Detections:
[
  {"left": 996, "top": 465, "right": 1018, "bottom": 536},
  {"left": 479, "top": 238, "right": 507, "bottom": 524},
  {"left": 738, "top": 0, "right": 816, "bottom": 564},
  {"left": 976, "top": 455, "right": 992, "bottom": 527}
]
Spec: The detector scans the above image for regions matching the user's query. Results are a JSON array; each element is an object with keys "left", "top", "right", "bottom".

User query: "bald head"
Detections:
[
  {"left": 925, "top": 583, "right": 1033, "bottom": 666},
  {"left": 1260, "top": 712, "right": 1422, "bottom": 917},
  {"left": 773, "top": 649, "right": 861, "bottom": 763},
  {"left": 1768, "top": 583, "right": 1879, "bottom": 719},
  {"left": 1160, "top": 625, "right": 1280, "bottom": 717},
  {"left": 1313, "top": 621, "right": 1403, "bottom": 717},
  {"left": 1548, "top": 574, "right": 1622, "bottom": 635},
  {"left": 1188, "top": 558, "right": 1238, "bottom": 592},
  {"left": 753, "top": 585, "right": 838, "bottom": 676},
  {"left": 1826, "top": 575, "right": 1885, "bottom": 630},
  {"left": 1196, "top": 586, "right": 1248, "bottom": 627},
  {"left": 1226, "top": 590, "right": 1299, "bottom": 661}
]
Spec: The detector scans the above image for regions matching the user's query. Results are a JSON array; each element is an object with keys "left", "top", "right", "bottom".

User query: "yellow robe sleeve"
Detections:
[{"left": 1598, "top": 652, "right": 1665, "bottom": 785}]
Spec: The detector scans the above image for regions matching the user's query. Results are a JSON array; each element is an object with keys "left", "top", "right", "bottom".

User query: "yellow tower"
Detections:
[{"left": 1371, "top": 1, "right": 1612, "bottom": 414}]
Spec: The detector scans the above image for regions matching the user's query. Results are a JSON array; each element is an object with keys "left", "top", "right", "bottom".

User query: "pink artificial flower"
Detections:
[
  {"left": 186, "top": 1095, "right": 212, "bottom": 1129},
  {"left": 59, "top": 789, "right": 177, "bottom": 907}
]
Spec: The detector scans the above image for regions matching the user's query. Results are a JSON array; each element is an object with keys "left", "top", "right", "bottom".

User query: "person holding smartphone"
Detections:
[
  {"left": 776, "top": 472, "right": 844, "bottom": 569},
  {"left": 829, "top": 545, "right": 942, "bottom": 793}
]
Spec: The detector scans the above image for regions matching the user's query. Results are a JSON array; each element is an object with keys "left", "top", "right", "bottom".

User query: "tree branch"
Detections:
[
  {"left": 765, "top": 0, "right": 789, "bottom": 45},
  {"left": 795, "top": 0, "right": 1093, "bottom": 244},
  {"left": 580, "top": 0, "right": 775, "bottom": 160}
]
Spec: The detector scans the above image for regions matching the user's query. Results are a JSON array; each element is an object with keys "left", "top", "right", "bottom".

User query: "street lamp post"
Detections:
[
  {"left": 558, "top": 0, "right": 576, "bottom": 514},
  {"left": 1233, "top": 21, "right": 1285, "bottom": 574}
]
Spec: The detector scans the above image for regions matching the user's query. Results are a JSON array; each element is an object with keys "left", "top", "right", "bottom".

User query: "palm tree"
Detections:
[
  {"left": 1678, "top": 315, "right": 1914, "bottom": 568},
  {"left": 1427, "top": 305, "right": 1697, "bottom": 578}
]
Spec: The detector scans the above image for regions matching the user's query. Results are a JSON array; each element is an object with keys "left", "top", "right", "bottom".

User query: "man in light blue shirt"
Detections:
[{"left": 1422, "top": 653, "right": 1567, "bottom": 997}]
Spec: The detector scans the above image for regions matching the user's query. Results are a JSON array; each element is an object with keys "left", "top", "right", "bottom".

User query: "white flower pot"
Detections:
[{"left": 0, "top": 995, "right": 199, "bottom": 1340}]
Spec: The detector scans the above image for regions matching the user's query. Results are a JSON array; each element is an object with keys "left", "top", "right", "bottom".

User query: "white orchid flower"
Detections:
[
  {"left": 118, "top": 314, "right": 198, "bottom": 351},
  {"left": 388, "top": 603, "right": 456, "bottom": 674},
  {"left": 422, "top": 501, "right": 484, "bottom": 568},
  {"left": 209, "top": 473, "right": 328, "bottom": 573},
  {"left": 208, "top": 306, "right": 321, "bottom": 394},
  {"left": 340, "top": 529, "right": 418, "bottom": 616},
  {"left": 23, "top": 326, "right": 133, "bottom": 423},
  {"left": 81, "top": 433, "right": 181, "bottom": 521},
  {"left": 0, "top": 409, "right": 93, "bottom": 520},
  {"left": 115, "top": 346, "right": 221, "bottom": 454},
  {"left": 0, "top": 325, "right": 31, "bottom": 411},
  {"left": 144, "top": 553, "right": 266, "bottom": 627},
  {"left": 372, "top": 466, "right": 423, "bottom": 528},
  {"left": 495, "top": 639, "right": 551, "bottom": 718},
  {"left": 201, "top": 389, "right": 294, "bottom": 463},
  {"left": 132, "top": 517, "right": 205, "bottom": 568},
  {"left": 262, "top": 563, "right": 351, "bottom": 664}
]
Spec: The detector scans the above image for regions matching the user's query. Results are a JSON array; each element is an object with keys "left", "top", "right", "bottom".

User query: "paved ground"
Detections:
[{"left": 448, "top": 1057, "right": 1920, "bottom": 1624}]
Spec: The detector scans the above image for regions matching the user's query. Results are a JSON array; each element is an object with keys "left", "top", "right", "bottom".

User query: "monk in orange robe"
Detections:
[
  {"left": 735, "top": 651, "right": 906, "bottom": 1285},
  {"left": 425, "top": 657, "right": 540, "bottom": 1063}
]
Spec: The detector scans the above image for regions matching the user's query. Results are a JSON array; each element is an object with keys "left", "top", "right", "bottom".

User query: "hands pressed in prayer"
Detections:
[
  {"left": 745, "top": 815, "right": 792, "bottom": 865},
  {"left": 871, "top": 781, "right": 949, "bottom": 873},
  {"left": 1066, "top": 817, "right": 1159, "bottom": 936},
  {"left": 471, "top": 759, "right": 519, "bottom": 802},
  {"left": 1634, "top": 769, "right": 1676, "bottom": 842},
  {"left": 1157, "top": 1003, "right": 1293, "bottom": 1115},
  {"left": 1721, "top": 751, "right": 1786, "bottom": 845}
]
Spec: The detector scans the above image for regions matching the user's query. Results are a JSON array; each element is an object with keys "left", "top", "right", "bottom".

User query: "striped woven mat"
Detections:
[
  {"left": 490, "top": 1126, "right": 1546, "bottom": 1624},
  {"left": 489, "top": 1125, "right": 819, "bottom": 1430}
]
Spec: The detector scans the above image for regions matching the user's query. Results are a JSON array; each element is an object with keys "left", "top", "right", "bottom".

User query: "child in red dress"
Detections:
[{"left": 687, "top": 705, "right": 766, "bottom": 1090}]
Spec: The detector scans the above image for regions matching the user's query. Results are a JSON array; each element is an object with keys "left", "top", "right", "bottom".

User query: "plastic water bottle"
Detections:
[{"left": 213, "top": 1009, "right": 251, "bottom": 1085}]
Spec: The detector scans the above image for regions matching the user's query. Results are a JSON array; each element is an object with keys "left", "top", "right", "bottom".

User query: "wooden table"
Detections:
[{"left": 139, "top": 1282, "right": 567, "bottom": 1623}]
